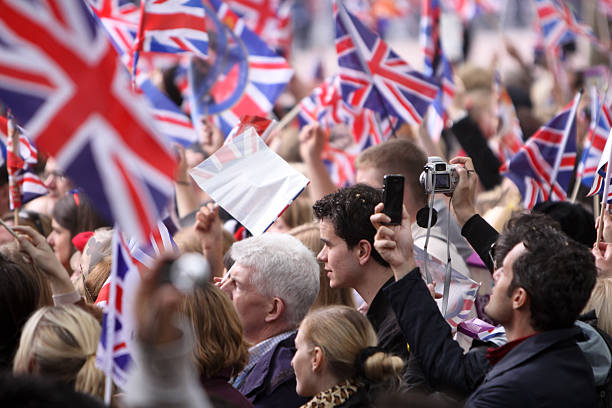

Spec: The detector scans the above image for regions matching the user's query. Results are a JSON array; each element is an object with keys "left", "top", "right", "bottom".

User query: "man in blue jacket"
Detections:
[{"left": 370, "top": 198, "right": 598, "bottom": 407}]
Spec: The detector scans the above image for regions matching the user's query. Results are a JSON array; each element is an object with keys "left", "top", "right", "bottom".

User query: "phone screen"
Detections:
[{"left": 383, "top": 174, "right": 404, "bottom": 225}]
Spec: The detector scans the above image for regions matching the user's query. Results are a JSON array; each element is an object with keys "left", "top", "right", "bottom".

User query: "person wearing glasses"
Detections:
[{"left": 26, "top": 157, "right": 73, "bottom": 218}]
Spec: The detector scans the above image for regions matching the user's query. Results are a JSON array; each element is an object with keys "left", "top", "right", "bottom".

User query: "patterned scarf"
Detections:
[{"left": 300, "top": 379, "right": 360, "bottom": 408}]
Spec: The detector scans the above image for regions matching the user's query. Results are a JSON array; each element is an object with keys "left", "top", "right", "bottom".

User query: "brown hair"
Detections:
[
  {"left": 52, "top": 192, "right": 109, "bottom": 239},
  {"left": 279, "top": 197, "right": 313, "bottom": 230},
  {"left": 289, "top": 222, "right": 355, "bottom": 309},
  {"left": 355, "top": 139, "right": 427, "bottom": 206},
  {"left": 300, "top": 306, "right": 403, "bottom": 382},
  {"left": 0, "top": 249, "right": 53, "bottom": 370},
  {"left": 174, "top": 226, "right": 235, "bottom": 257},
  {"left": 181, "top": 283, "right": 249, "bottom": 378}
]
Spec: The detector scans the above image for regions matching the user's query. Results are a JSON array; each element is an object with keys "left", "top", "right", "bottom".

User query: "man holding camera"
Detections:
[{"left": 370, "top": 159, "right": 598, "bottom": 407}]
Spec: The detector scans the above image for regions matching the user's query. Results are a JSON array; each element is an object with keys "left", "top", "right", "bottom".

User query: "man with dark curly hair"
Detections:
[{"left": 313, "top": 184, "right": 427, "bottom": 390}]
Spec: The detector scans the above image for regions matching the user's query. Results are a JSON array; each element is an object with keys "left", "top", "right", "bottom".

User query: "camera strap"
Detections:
[
  {"left": 441, "top": 198, "right": 452, "bottom": 317},
  {"left": 422, "top": 186, "right": 436, "bottom": 285}
]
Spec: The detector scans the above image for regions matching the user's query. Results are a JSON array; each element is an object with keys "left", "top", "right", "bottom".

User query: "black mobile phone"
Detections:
[{"left": 382, "top": 174, "right": 404, "bottom": 225}]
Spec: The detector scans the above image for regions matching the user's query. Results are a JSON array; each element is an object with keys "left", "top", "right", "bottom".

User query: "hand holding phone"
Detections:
[{"left": 382, "top": 174, "right": 404, "bottom": 225}]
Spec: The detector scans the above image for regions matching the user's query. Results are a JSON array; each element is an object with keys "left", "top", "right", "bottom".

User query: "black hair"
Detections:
[
  {"left": 313, "top": 184, "right": 389, "bottom": 267},
  {"left": 498, "top": 213, "right": 596, "bottom": 331},
  {"left": 532, "top": 201, "right": 596, "bottom": 248},
  {"left": 51, "top": 192, "right": 110, "bottom": 238}
]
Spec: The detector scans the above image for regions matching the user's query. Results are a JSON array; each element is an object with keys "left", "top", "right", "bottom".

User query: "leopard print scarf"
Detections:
[{"left": 300, "top": 379, "right": 360, "bottom": 408}]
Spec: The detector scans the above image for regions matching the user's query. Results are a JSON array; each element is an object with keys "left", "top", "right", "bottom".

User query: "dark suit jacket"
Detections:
[
  {"left": 236, "top": 333, "right": 309, "bottom": 408},
  {"left": 385, "top": 269, "right": 597, "bottom": 408}
]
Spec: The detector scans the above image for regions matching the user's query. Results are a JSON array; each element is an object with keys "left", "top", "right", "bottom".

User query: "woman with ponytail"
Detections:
[
  {"left": 12, "top": 305, "right": 106, "bottom": 401},
  {"left": 291, "top": 306, "right": 403, "bottom": 407}
]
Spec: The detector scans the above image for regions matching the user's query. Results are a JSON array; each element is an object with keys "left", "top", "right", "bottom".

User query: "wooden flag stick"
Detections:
[
  {"left": 276, "top": 103, "right": 301, "bottom": 132},
  {"left": 597, "top": 203, "right": 607, "bottom": 246},
  {"left": 7, "top": 115, "right": 20, "bottom": 226}
]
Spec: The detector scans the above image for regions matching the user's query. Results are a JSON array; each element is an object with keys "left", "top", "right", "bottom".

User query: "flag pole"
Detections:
[
  {"left": 597, "top": 127, "right": 612, "bottom": 245},
  {"left": 276, "top": 103, "right": 302, "bottom": 131},
  {"left": 572, "top": 84, "right": 608, "bottom": 202},
  {"left": 548, "top": 89, "right": 583, "bottom": 200},
  {"left": 7, "top": 114, "right": 20, "bottom": 225},
  {"left": 336, "top": 0, "right": 399, "bottom": 138}
]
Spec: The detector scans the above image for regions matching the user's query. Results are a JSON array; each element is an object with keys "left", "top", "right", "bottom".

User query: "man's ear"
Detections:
[
  {"left": 512, "top": 287, "right": 529, "bottom": 310},
  {"left": 356, "top": 239, "right": 372, "bottom": 266},
  {"left": 312, "top": 346, "right": 324, "bottom": 373},
  {"left": 264, "top": 297, "right": 285, "bottom": 323}
]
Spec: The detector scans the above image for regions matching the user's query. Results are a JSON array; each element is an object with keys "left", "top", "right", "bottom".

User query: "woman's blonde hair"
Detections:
[
  {"left": 300, "top": 306, "right": 403, "bottom": 383},
  {"left": 584, "top": 278, "right": 612, "bottom": 338},
  {"left": 180, "top": 283, "right": 249, "bottom": 378},
  {"left": 290, "top": 222, "right": 355, "bottom": 309},
  {"left": 13, "top": 305, "right": 105, "bottom": 400}
]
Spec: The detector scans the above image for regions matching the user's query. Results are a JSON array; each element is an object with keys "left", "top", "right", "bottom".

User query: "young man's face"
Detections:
[
  {"left": 485, "top": 242, "right": 526, "bottom": 325},
  {"left": 317, "top": 219, "right": 362, "bottom": 289}
]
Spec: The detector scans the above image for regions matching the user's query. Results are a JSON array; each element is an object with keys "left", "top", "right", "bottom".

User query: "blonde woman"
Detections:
[
  {"left": 13, "top": 305, "right": 105, "bottom": 401},
  {"left": 291, "top": 306, "right": 403, "bottom": 407}
]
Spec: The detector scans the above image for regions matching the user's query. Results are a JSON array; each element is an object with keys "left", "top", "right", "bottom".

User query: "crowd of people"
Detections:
[{"left": 2, "top": 1, "right": 612, "bottom": 407}]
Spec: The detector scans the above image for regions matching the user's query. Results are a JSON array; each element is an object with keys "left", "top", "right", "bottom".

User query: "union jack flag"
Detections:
[
  {"left": 226, "top": 114, "right": 276, "bottom": 142},
  {"left": 534, "top": 0, "right": 601, "bottom": 53},
  {"left": 225, "top": 0, "right": 293, "bottom": 55},
  {"left": 334, "top": 0, "right": 439, "bottom": 126},
  {"left": 577, "top": 88, "right": 611, "bottom": 190},
  {"left": 3, "top": 116, "right": 47, "bottom": 209},
  {"left": 502, "top": 93, "right": 581, "bottom": 210},
  {"left": 87, "top": 0, "right": 141, "bottom": 73},
  {"left": 136, "top": 74, "right": 197, "bottom": 147},
  {"left": 134, "top": 0, "right": 209, "bottom": 73},
  {"left": 190, "top": 0, "right": 293, "bottom": 137},
  {"left": 127, "top": 220, "right": 179, "bottom": 270},
  {"left": 298, "top": 75, "right": 397, "bottom": 154},
  {"left": 588, "top": 134, "right": 612, "bottom": 203},
  {"left": 420, "top": 0, "right": 455, "bottom": 141},
  {"left": 0, "top": 0, "right": 176, "bottom": 244},
  {"left": 96, "top": 228, "right": 141, "bottom": 390}
]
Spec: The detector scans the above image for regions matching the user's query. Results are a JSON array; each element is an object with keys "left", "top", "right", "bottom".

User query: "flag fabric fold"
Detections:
[
  {"left": 501, "top": 93, "right": 580, "bottom": 209},
  {"left": 334, "top": 0, "right": 438, "bottom": 126},
  {"left": 0, "top": 0, "right": 176, "bottom": 243},
  {"left": 578, "top": 88, "right": 611, "bottom": 190}
]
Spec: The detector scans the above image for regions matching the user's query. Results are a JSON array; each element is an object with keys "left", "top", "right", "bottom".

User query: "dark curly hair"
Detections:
[
  {"left": 313, "top": 184, "right": 389, "bottom": 267},
  {"left": 497, "top": 213, "right": 596, "bottom": 331}
]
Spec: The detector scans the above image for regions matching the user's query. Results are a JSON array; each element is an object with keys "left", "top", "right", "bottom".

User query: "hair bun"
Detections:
[{"left": 354, "top": 346, "right": 382, "bottom": 378}]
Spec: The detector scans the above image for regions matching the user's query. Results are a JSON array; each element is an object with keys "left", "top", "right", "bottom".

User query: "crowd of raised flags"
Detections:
[{"left": 1, "top": 0, "right": 612, "bottom": 403}]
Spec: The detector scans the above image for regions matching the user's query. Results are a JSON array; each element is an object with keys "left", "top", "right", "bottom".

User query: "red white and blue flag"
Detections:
[
  {"left": 190, "top": 0, "right": 293, "bottom": 136},
  {"left": 96, "top": 228, "right": 141, "bottom": 390},
  {"left": 225, "top": 0, "right": 293, "bottom": 55},
  {"left": 0, "top": 116, "right": 48, "bottom": 209},
  {"left": 334, "top": 0, "right": 438, "bottom": 126},
  {"left": 134, "top": 0, "right": 209, "bottom": 73},
  {"left": 87, "top": 0, "right": 141, "bottom": 73},
  {"left": 136, "top": 74, "right": 198, "bottom": 147},
  {"left": 502, "top": 94, "right": 580, "bottom": 210},
  {"left": 534, "top": 0, "right": 601, "bottom": 53},
  {"left": 127, "top": 220, "right": 179, "bottom": 270},
  {"left": 420, "top": 0, "right": 455, "bottom": 142},
  {"left": 0, "top": 0, "right": 176, "bottom": 244},
  {"left": 495, "top": 73, "right": 524, "bottom": 163},
  {"left": 298, "top": 75, "right": 397, "bottom": 186},
  {"left": 577, "top": 88, "right": 611, "bottom": 191}
]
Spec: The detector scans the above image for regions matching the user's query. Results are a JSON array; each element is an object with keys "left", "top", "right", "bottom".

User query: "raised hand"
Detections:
[{"left": 370, "top": 202, "right": 417, "bottom": 281}]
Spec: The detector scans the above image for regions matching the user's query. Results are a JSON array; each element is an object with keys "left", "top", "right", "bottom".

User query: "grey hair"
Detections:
[
  {"left": 231, "top": 233, "right": 320, "bottom": 327},
  {"left": 85, "top": 227, "right": 113, "bottom": 274}
]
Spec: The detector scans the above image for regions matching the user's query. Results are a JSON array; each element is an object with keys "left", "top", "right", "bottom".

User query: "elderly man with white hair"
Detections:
[{"left": 221, "top": 233, "right": 320, "bottom": 408}]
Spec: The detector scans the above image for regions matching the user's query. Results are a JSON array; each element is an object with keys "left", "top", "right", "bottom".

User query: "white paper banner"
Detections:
[{"left": 189, "top": 128, "right": 309, "bottom": 236}]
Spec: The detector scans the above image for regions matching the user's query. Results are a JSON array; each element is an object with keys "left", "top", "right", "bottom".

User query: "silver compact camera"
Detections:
[{"left": 419, "top": 157, "right": 459, "bottom": 194}]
